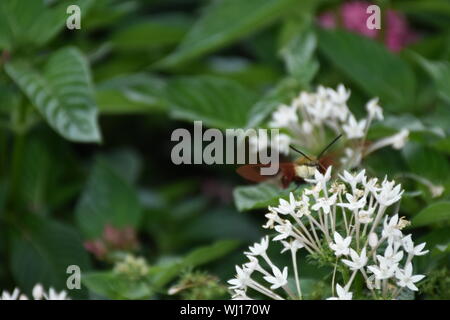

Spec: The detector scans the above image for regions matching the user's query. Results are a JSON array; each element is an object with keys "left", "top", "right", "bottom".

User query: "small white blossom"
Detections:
[
  {"left": 327, "top": 284, "right": 353, "bottom": 300},
  {"left": 329, "top": 232, "right": 352, "bottom": 256},
  {"left": 366, "top": 98, "right": 383, "bottom": 121},
  {"left": 273, "top": 220, "right": 293, "bottom": 241},
  {"left": 245, "top": 236, "right": 269, "bottom": 256},
  {"left": 395, "top": 263, "right": 425, "bottom": 291},
  {"left": 339, "top": 170, "right": 366, "bottom": 191},
  {"left": 342, "top": 115, "right": 366, "bottom": 139},
  {"left": 305, "top": 167, "right": 332, "bottom": 189},
  {"left": 402, "top": 235, "right": 429, "bottom": 256},
  {"left": 342, "top": 248, "right": 368, "bottom": 270},
  {"left": 228, "top": 266, "right": 251, "bottom": 290},
  {"left": 269, "top": 104, "right": 298, "bottom": 128},
  {"left": 311, "top": 193, "right": 337, "bottom": 214},
  {"left": 281, "top": 239, "right": 304, "bottom": 254},
  {"left": 338, "top": 193, "right": 366, "bottom": 211},
  {"left": 263, "top": 266, "right": 288, "bottom": 290},
  {"left": 382, "top": 214, "right": 403, "bottom": 240},
  {"left": 376, "top": 179, "right": 404, "bottom": 207}
]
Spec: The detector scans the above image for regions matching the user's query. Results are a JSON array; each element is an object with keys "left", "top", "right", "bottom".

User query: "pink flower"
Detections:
[{"left": 318, "top": 1, "right": 418, "bottom": 52}]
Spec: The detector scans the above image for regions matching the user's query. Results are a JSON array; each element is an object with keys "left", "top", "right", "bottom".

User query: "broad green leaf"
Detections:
[
  {"left": 413, "top": 54, "right": 450, "bottom": 103},
  {"left": 5, "top": 47, "right": 101, "bottom": 142},
  {"left": 159, "top": 0, "right": 299, "bottom": 67},
  {"left": 75, "top": 158, "right": 142, "bottom": 238},
  {"left": 233, "top": 182, "right": 300, "bottom": 211},
  {"left": 10, "top": 215, "right": 91, "bottom": 298},
  {"left": 394, "top": 0, "right": 450, "bottom": 16},
  {"left": 96, "top": 73, "right": 167, "bottom": 114},
  {"left": 165, "top": 75, "right": 257, "bottom": 129},
  {"left": 0, "top": 0, "right": 92, "bottom": 50},
  {"left": 402, "top": 142, "right": 450, "bottom": 184},
  {"left": 112, "top": 14, "right": 190, "bottom": 50},
  {"left": 279, "top": 8, "right": 319, "bottom": 85},
  {"left": 318, "top": 29, "right": 416, "bottom": 112},
  {"left": 412, "top": 201, "right": 450, "bottom": 227},
  {"left": 246, "top": 77, "right": 301, "bottom": 128},
  {"left": 82, "top": 272, "right": 152, "bottom": 300},
  {"left": 150, "top": 240, "right": 239, "bottom": 289}
]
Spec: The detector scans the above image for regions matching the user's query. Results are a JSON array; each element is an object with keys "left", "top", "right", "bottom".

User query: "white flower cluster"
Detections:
[
  {"left": 266, "top": 85, "right": 409, "bottom": 168},
  {"left": 0, "top": 284, "right": 70, "bottom": 300},
  {"left": 228, "top": 168, "right": 428, "bottom": 300}
]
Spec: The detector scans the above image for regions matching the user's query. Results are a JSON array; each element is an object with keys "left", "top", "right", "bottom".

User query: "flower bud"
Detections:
[{"left": 368, "top": 232, "right": 378, "bottom": 248}]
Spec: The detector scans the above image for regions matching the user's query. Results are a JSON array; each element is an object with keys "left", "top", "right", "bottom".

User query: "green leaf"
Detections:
[
  {"left": 5, "top": 47, "right": 101, "bottom": 142},
  {"left": 246, "top": 77, "right": 302, "bottom": 128},
  {"left": 233, "top": 182, "right": 299, "bottom": 211},
  {"left": 318, "top": 29, "right": 416, "bottom": 112},
  {"left": 402, "top": 142, "right": 450, "bottom": 184},
  {"left": 75, "top": 158, "right": 142, "bottom": 238},
  {"left": 111, "top": 14, "right": 190, "bottom": 50},
  {"left": 0, "top": 0, "right": 92, "bottom": 50},
  {"left": 159, "top": 0, "right": 299, "bottom": 67},
  {"left": 281, "top": 28, "right": 319, "bottom": 83},
  {"left": 412, "top": 201, "right": 450, "bottom": 227},
  {"left": 150, "top": 240, "right": 239, "bottom": 289},
  {"left": 96, "top": 73, "right": 167, "bottom": 114},
  {"left": 82, "top": 272, "right": 152, "bottom": 300},
  {"left": 10, "top": 215, "right": 91, "bottom": 297},
  {"left": 165, "top": 75, "right": 257, "bottom": 129},
  {"left": 413, "top": 55, "right": 450, "bottom": 103}
]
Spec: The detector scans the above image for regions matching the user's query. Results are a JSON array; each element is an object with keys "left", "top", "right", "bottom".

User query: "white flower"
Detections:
[
  {"left": 366, "top": 98, "right": 383, "bottom": 121},
  {"left": 328, "top": 84, "right": 351, "bottom": 105},
  {"left": 304, "top": 167, "right": 332, "bottom": 189},
  {"left": 280, "top": 239, "right": 304, "bottom": 254},
  {"left": 273, "top": 221, "right": 293, "bottom": 241},
  {"left": 402, "top": 235, "right": 429, "bottom": 256},
  {"left": 329, "top": 232, "right": 352, "bottom": 256},
  {"left": 269, "top": 104, "right": 298, "bottom": 128},
  {"left": 274, "top": 192, "right": 298, "bottom": 215},
  {"left": 244, "top": 256, "right": 260, "bottom": 273},
  {"left": 45, "top": 288, "right": 69, "bottom": 300},
  {"left": 338, "top": 193, "right": 366, "bottom": 211},
  {"left": 339, "top": 170, "right": 366, "bottom": 191},
  {"left": 0, "top": 284, "right": 70, "bottom": 300},
  {"left": 245, "top": 237, "right": 269, "bottom": 256},
  {"left": 395, "top": 263, "right": 425, "bottom": 291},
  {"left": 342, "top": 248, "right": 368, "bottom": 270},
  {"left": 272, "top": 133, "right": 291, "bottom": 155},
  {"left": 228, "top": 266, "right": 251, "bottom": 290},
  {"left": 376, "top": 179, "right": 404, "bottom": 207},
  {"left": 379, "top": 242, "right": 404, "bottom": 266},
  {"left": 382, "top": 214, "right": 403, "bottom": 240},
  {"left": 342, "top": 115, "right": 366, "bottom": 139},
  {"left": 356, "top": 207, "right": 375, "bottom": 224},
  {"left": 1, "top": 288, "right": 20, "bottom": 300},
  {"left": 327, "top": 284, "right": 353, "bottom": 300},
  {"left": 311, "top": 193, "right": 337, "bottom": 214},
  {"left": 368, "top": 261, "right": 398, "bottom": 280},
  {"left": 263, "top": 266, "right": 288, "bottom": 290}
]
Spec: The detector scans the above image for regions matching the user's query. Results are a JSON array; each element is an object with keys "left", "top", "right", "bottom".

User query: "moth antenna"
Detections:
[
  {"left": 289, "top": 145, "right": 313, "bottom": 161},
  {"left": 317, "top": 134, "right": 343, "bottom": 159}
]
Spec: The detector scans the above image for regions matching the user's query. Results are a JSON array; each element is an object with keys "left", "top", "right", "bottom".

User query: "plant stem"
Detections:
[{"left": 291, "top": 249, "right": 302, "bottom": 299}]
